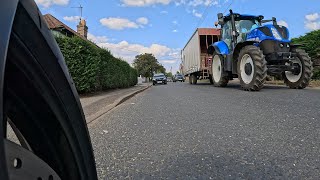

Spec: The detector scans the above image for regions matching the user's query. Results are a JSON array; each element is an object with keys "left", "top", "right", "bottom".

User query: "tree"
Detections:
[
  {"left": 133, "top": 53, "right": 166, "bottom": 77},
  {"left": 292, "top": 30, "right": 320, "bottom": 66},
  {"left": 292, "top": 30, "right": 320, "bottom": 79},
  {"left": 156, "top": 64, "right": 166, "bottom": 74},
  {"left": 166, "top": 72, "right": 173, "bottom": 77}
]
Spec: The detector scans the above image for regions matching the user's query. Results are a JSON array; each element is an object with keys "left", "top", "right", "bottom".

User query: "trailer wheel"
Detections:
[
  {"left": 209, "top": 75, "right": 214, "bottom": 84},
  {"left": 191, "top": 74, "right": 197, "bottom": 84},
  {"left": 237, "top": 45, "right": 267, "bottom": 91},
  {"left": 211, "top": 54, "right": 229, "bottom": 87},
  {"left": 283, "top": 48, "right": 313, "bottom": 89}
]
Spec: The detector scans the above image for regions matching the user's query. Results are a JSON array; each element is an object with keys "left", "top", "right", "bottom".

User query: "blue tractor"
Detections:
[{"left": 208, "top": 10, "right": 313, "bottom": 91}]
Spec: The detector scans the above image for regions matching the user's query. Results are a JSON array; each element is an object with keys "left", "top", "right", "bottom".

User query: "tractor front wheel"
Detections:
[
  {"left": 237, "top": 45, "right": 267, "bottom": 91},
  {"left": 211, "top": 54, "right": 229, "bottom": 87},
  {"left": 283, "top": 48, "right": 313, "bottom": 89}
]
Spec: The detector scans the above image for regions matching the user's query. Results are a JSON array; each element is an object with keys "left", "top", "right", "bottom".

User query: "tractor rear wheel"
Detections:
[
  {"left": 237, "top": 45, "right": 267, "bottom": 91},
  {"left": 283, "top": 48, "right": 313, "bottom": 89},
  {"left": 211, "top": 54, "right": 229, "bottom": 87}
]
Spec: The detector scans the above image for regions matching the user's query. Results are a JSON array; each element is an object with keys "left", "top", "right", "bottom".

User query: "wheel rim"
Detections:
[
  {"left": 3, "top": 117, "right": 61, "bottom": 180},
  {"left": 285, "top": 58, "right": 302, "bottom": 83},
  {"left": 212, "top": 55, "right": 222, "bottom": 82},
  {"left": 240, "top": 54, "right": 254, "bottom": 84}
]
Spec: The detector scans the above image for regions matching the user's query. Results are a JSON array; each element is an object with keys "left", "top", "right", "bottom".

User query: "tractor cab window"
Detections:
[
  {"left": 236, "top": 20, "right": 260, "bottom": 42},
  {"left": 222, "top": 21, "right": 232, "bottom": 50}
]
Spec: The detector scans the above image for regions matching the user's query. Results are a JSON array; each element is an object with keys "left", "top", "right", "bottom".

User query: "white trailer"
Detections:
[{"left": 181, "top": 28, "right": 220, "bottom": 84}]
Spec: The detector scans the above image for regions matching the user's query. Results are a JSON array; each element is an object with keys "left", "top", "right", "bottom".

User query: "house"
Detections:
[{"left": 43, "top": 14, "right": 89, "bottom": 41}]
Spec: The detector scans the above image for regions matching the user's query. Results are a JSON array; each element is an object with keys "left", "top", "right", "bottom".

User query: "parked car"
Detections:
[
  {"left": 167, "top": 77, "right": 173, "bottom": 82},
  {"left": 153, "top": 73, "right": 167, "bottom": 85},
  {"left": 173, "top": 74, "right": 185, "bottom": 82}
]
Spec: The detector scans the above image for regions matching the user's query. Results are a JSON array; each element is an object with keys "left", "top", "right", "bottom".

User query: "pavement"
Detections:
[
  {"left": 88, "top": 81, "right": 320, "bottom": 179},
  {"left": 80, "top": 83, "right": 151, "bottom": 123}
]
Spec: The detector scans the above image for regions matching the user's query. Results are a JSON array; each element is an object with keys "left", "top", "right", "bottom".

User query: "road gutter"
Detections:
[{"left": 86, "top": 84, "right": 152, "bottom": 124}]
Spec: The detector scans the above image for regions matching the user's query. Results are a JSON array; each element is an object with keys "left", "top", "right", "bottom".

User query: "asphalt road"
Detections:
[{"left": 89, "top": 82, "right": 320, "bottom": 179}]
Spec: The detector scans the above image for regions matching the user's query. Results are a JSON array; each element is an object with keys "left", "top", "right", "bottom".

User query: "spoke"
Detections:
[{"left": 7, "top": 118, "right": 33, "bottom": 151}]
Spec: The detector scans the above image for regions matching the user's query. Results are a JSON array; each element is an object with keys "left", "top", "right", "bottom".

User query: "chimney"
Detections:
[{"left": 77, "top": 19, "right": 88, "bottom": 39}]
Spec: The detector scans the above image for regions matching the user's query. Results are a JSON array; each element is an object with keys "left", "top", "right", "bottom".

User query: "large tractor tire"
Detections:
[
  {"left": 237, "top": 45, "right": 267, "bottom": 91},
  {"left": 283, "top": 48, "right": 313, "bottom": 89},
  {"left": 211, "top": 53, "right": 229, "bottom": 87},
  {"left": 1, "top": 1, "right": 98, "bottom": 179}
]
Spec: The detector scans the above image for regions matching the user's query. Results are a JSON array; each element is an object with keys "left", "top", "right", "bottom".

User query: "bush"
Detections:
[
  {"left": 312, "top": 68, "right": 320, "bottom": 80},
  {"left": 55, "top": 36, "right": 137, "bottom": 94}
]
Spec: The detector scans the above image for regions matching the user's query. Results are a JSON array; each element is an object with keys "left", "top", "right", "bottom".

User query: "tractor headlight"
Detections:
[{"left": 271, "top": 27, "right": 282, "bottom": 40}]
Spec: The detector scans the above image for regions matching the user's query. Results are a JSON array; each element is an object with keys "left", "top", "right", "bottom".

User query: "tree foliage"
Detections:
[
  {"left": 165, "top": 72, "right": 173, "bottom": 77},
  {"left": 55, "top": 36, "right": 137, "bottom": 94},
  {"left": 133, "top": 53, "right": 166, "bottom": 77},
  {"left": 292, "top": 29, "right": 320, "bottom": 79},
  {"left": 292, "top": 30, "right": 320, "bottom": 66}
]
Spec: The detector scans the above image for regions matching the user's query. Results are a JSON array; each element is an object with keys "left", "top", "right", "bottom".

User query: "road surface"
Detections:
[{"left": 89, "top": 82, "right": 320, "bottom": 179}]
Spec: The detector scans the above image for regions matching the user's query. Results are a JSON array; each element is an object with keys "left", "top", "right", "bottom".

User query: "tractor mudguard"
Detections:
[{"left": 211, "top": 41, "right": 229, "bottom": 55}]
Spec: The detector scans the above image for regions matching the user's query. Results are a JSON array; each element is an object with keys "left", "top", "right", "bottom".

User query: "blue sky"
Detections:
[{"left": 36, "top": 0, "right": 320, "bottom": 73}]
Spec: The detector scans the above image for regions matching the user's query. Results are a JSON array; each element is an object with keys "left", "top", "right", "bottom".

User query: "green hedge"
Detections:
[
  {"left": 55, "top": 36, "right": 137, "bottom": 94},
  {"left": 313, "top": 68, "right": 320, "bottom": 80}
]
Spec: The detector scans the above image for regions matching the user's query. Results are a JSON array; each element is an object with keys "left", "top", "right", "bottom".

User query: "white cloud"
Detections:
[
  {"left": 161, "top": 60, "right": 177, "bottom": 64},
  {"left": 305, "top": 21, "right": 320, "bottom": 31},
  {"left": 304, "top": 13, "right": 320, "bottom": 31},
  {"left": 94, "top": 39, "right": 180, "bottom": 69},
  {"left": 87, "top": 32, "right": 181, "bottom": 71},
  {"left": 87, "top": 33, "right": 108, "bottom": 44},
  {"left": 97, "top": 41, "right": 172, "bottom": 61},
  {"left": 160, "top": 11, "right": 169, "bottom": 14},
  {"left": 100, "top": 17, "right": 149, "bottom": 30},
  {"left": 136, "top": 17, "right": 149, "bottom": 25},
  {"left": 100, "top": 17, "right": 139, "bottom": 30},
  {"left": 305, "top": 13, "right": 319, "bottom": 22},
  {"left": 192, "top": 9, "right": 202, "bottom": 18},
  {"left": 173, "top": 0, "right": 219, "bottom": 6},
  {"left": 120, "top": 0, "right": 220, "bottom": 7},
  {"left": 63, "top": 16, "right": 80, "bottom": 23},
  {"left": 121, "top": 0, "right": 171, "bottom": 7},
  {"left": 172, "top": 20, "right": 178, "bottom": 25},
  {"left": 277, "top": 20, "right": 288, "bottom": 28},
  {"left": 172, "top": 29, "right": 178, "bottom": 32},
  {"left": 35, "top": 0, "right": 69, "bottom": 7},
  {"left": 188, "top": 0, "right": 218, "bottom": 6}
]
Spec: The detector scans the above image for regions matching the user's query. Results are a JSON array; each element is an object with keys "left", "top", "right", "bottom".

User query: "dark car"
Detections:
[
  {"left": 153, "top": 73, "right": 167, "bottom": 85},
  {"left": 173, "top": 74, "right": 185, "bottom": 82}
]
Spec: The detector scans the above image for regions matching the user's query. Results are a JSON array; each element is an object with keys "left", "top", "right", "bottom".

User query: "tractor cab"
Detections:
[{"left": 219, "top": 13, "right": 263, "bottom": 49}]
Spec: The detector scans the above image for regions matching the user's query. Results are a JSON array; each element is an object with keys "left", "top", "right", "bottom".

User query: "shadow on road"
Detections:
[{"left": 188, "top": 82, "right": 291, "bottom": 91}]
